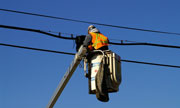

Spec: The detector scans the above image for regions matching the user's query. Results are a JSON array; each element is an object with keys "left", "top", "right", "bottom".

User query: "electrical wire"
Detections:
[
  {"left": 121, "top": 59, "right": 180, "bottom": 68},
  {"left": 1, "top": 8, "right": 180, "bottom": 36},
  {"left": 0, "top": 42, "right": 179, "bottom": 68},
  {"left": 0, "top": 43, "right": 75, "bottom": 55},
  {"left": 109, "top": 42, "right": 180, "bottom": 49},
  {"left": 1, "top": 24, "right": 180, "bottom": 49},
  {"left": 0, "top": 24, "right": 75, "bottom": 40}
]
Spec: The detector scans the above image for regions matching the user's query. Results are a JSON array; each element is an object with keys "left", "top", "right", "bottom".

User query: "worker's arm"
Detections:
[{"left": 83, "top": 34, "right": 92, "bottom": 48}]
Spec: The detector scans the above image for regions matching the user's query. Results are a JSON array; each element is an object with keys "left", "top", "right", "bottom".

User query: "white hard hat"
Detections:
[{"left": 88, "top": 25, "right": 100, "bottom": 33}]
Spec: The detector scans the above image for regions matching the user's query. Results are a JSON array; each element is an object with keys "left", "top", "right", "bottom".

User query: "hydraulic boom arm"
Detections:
[{"left": 47, "top": 46, "right": 87, "bottom": 108}]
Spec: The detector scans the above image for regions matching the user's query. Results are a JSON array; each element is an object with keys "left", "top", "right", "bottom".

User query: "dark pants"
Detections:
[{"left": 98, "top": 46, "right": 109, "bottom": 50}]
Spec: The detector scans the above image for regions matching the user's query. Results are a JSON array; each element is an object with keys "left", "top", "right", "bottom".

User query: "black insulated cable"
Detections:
[
  {"left": 109, "top": 42, "right": 180, "bottom": 49},
  {"left": 0, "top": 24, "right": 75, "bottom": 40},
  {"left": 0, "top": 43, "right": 75, "bottom": 55},
  {"left": 1, "top": 24, "right": 180, "bottom": 49}
]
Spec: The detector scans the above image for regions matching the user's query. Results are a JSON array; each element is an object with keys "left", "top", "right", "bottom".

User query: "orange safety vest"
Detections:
[{"left": 88, "top": 32, "right": 109, "bottom": 50}]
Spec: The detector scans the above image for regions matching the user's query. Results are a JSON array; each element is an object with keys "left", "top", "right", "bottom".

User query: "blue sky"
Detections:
[{"left": 0, "top": 0, "right": 180, "bottom": 108}]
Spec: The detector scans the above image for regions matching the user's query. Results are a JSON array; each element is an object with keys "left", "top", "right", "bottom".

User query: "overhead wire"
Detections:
[
  {"left": 1, "top": 24, "right": 180, "bottom": 49},
  {"left": 121, "top": 59, "right": 180, "bottom": 69},
  {"left": 1, "top": 8, "right": 180, "bottom": 36},
  {"left": 0, "top": 42, "right": 180, "bottom": 69},
  {"left": 0, "top": 24, "right": 75, "bottom": 40},
  {"left": 0, "top": 43, "right": 75, "bottom": 55},
  {"left": 38, "top": 29, "right": 180, "bottom": 49},
  {"left": 109, "top": 42, "right": 180, "bottom": 49}
]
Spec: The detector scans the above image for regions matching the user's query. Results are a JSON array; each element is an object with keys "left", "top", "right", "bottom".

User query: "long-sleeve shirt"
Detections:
[{"left": 83, "top": 34, "right": 92, "bottom": 48}]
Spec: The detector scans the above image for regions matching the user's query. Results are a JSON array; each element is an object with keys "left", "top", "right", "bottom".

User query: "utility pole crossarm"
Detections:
[{"left": 47, "top": 46, "right": 87, "bottom": 108}]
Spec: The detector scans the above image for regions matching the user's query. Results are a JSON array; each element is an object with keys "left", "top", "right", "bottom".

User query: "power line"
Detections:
[
  {"left": 1, "top": 8, "right": 180, "bottom": 36},
  {"left": 0, "top": 24, "right": 75, "bottom": 40},
  {"left": 1, "top": 24, "right": 180, "bottom": 49},
  {"left": 0, "top": 42, "right": 180, "bottom": 69},
  {"left": 109, "top": 42, "right": 180, "bottom": 49},
  {"left": 121, "top": 59, "right": 180, "bottom": 68},
  {"left": 0, "top": 43, "right": 75, "bottom": 55}
]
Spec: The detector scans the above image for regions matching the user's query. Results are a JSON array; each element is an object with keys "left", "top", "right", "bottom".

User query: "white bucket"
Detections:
[{"left": 90, "top": 54, "right": 103, "bottom": 91}]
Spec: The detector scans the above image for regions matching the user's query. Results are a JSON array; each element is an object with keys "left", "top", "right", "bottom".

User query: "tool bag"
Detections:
[
  {"left": 75, "top": 35, "right": 86, "bottom": 52},
  {"left": 104, "top": 51, "right": 122, "bottom": 92}
]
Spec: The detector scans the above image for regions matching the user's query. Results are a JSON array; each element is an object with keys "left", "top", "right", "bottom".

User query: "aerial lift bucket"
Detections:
[{"left": 86, "top": 50, "right": 122, "bottom": 101}]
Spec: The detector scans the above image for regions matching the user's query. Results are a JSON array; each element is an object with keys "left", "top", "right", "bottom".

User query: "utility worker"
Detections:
[
  {"left": 83, "top": 25, "right": 109, "bottom": 51},
  {"left": 83, "top": 25, "right": 110, "bottom": 102}
]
